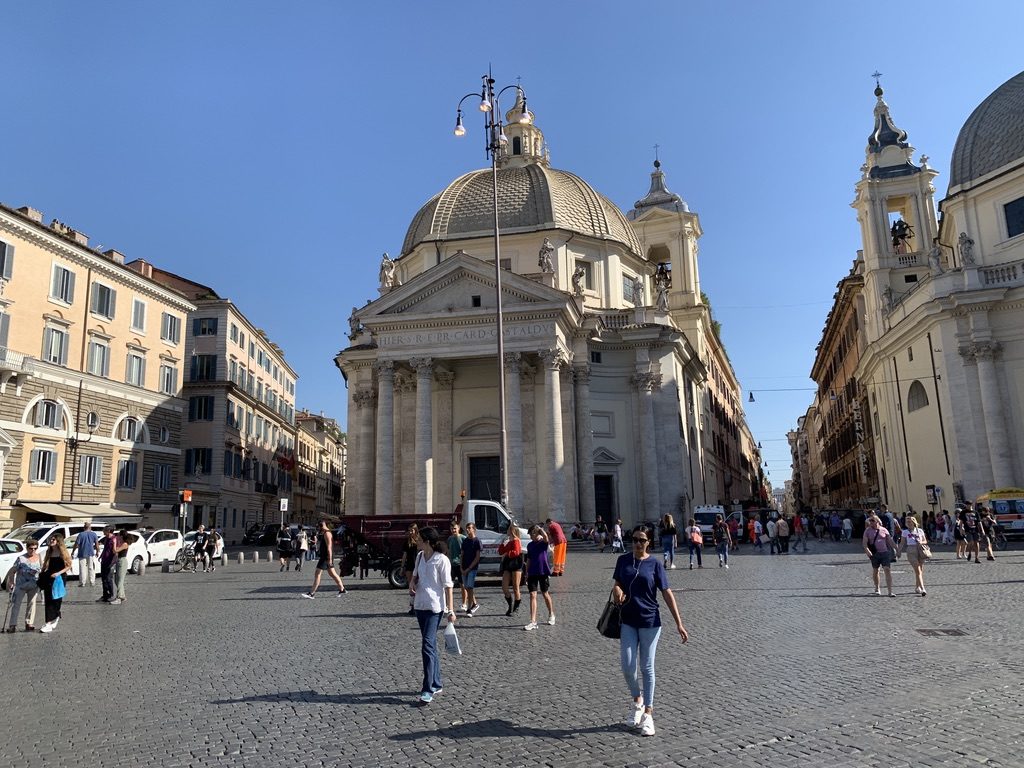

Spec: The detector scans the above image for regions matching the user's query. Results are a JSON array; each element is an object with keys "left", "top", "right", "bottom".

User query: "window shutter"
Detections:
[
  {"left": 185, "top": 449, "right": 194, "bottom": 475},
  {"left": 67, "top": 270, "right": 76, "bottom": 303},
  {"left": 193, "top": 318, "right": 201, "bottom": 337},
  {"left": 59, "top": 332, "right": 68, "bottom": 366},
  {"left": 210, "top": 318, "right": 218, "bottom": 334},
  {"left": 79, "top": 456, "right": 89, "bottom": 485},
  {"left": 103, "top": 346, "right": 110, "bottom": 377},
  {"left": 224, "top": 450, "right": 232, "bottom": 476},
  {"left": 139, "top": 356, "right": 146, "bottom": 385},
  {"left": 161, "top": 313, "right": 169, "bottom": 339},
  {"left": 0, "top": 312, "right": 9, "bottom": 348},
  {"left": 189, "top": 356, "right": 197, "bottom": 381},
  {"left": 188, "top": 398, "right": 197, "bottom": 420},
  {"left": 30, "top": 449, "right": 40, "bottom": 478},
  {"left": 91, "top": 282, "right": 100, "bottom": 313},
  {"left": 96, "top": 457, "right": 103, "bottom": 485},
  {"left": 42, "top": 328, "right": 52, "bottom": 360},
  {"left": 47, "top": 452, "right": 57, "bottom": 483},
  {"left": 108, "top": 288, "right": 117, "bottom": 319},
  {"left": 0, "top": 241, "right": 12, "bottom": 279},
  {"left": 51, "top": 267, "right": 59, "bottom": 298}
]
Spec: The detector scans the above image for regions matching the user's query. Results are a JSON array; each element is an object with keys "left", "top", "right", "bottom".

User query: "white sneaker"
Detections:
[
  {"left": 638, "top": 712, "right": 655, "bottom": 736},
  {"left": 628, "top": 701, "right": 644, "bottom": 728},
  {"left": 872, "top": 589, "right": 881, "bottom": 596},
  {"left": 110, "top": 598, "right": 123, "bottom": 605},
  {"left": 669, "top": 564, "right": 676, "bottom": 569},
  {"left": 524, "top": 622, "right": 538, "bottom": 631},
  {"left": 39, "top": 623, "right": 56, "bottom": 633},
  {"left": 724, "top": 564, "right": 729, "bottom": 569},
  {"left": 460, "top": 603, "right": 468, "bottom": 612},
  {"left": 547, "top": 614, "right": 556, "bottom": 626},
  {"left": 301, "top": 592, "right": 315, "bottom": 600},
  {"left": 915, "top": 586, "right": 922, "bottom": 594}
]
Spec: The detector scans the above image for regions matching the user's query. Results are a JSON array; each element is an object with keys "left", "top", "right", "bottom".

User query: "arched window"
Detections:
[
  {"left": 33, "top": 399, "right": 64, "bottom": 429},
  {"left": 906, "top": 380, "right": 929, "bottom": 413},
  {"left": 512, "top": 136, "right": 522, "bottom": 155}
]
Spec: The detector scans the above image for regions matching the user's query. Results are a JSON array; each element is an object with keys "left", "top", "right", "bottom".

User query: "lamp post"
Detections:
[
  {"left": 65, "top": 381, "right": 97, "bottom": 502},
  {"left": 453, "top": 71, "right": 531, "bottom": 513}
]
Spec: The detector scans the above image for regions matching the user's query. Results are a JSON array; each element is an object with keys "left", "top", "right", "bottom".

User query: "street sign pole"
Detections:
[{"left": 279, "top": 497, "right": 289, "bottom": 526}]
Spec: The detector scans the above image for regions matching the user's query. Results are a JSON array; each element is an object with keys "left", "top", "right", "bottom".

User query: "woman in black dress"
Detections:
[{"left": 37, "top": 533, "right": 72, "bottom": 633}]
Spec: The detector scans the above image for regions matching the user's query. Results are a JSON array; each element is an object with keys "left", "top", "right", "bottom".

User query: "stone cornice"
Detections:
[
  {"left": 0, "top": 211, "right": 196, "bottom": 313},
  {"left": 364, "top": 308, "right": 566, "bottom": 334}
]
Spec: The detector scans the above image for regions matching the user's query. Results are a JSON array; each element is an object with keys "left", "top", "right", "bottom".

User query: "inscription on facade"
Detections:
[{"left": 378, "top": 322, "right": 556, "bottom": 347}]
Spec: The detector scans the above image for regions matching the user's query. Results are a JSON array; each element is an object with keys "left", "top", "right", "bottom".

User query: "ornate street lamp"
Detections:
[
  {"left": 453, "top": 71, "right": 531, "bottom": 513},
  {"left": 65, "top": 381, "right": 97, "bottom": 502}
]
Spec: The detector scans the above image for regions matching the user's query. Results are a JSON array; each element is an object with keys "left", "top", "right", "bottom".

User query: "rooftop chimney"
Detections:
[
  {"left": 17, "top": 206, "right": 43, "bottom": 223},
  {"left": 105, "top": 249, "right": 126, "bottom": 265}
]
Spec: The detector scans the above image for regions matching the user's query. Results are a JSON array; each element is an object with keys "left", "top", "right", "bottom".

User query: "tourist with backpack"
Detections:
[
  {"left": 863, "top": 515, "right": 897, "bottom": 597},
  {"left": 712, "top": 514, "right": 731, "bottom": 568},
  {"left": 684, "top": 518, "right": 703, "bottom": 569},
  {"left": 962, "top": 505, "right": 983, "bottom": 563}
]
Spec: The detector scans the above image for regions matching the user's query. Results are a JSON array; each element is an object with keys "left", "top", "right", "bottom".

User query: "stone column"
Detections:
[
  {"left": 436, "top": 370, "right": 455, "bottom": 515},
  {"left": 396, "top": 372, "right": 417, "bottom": 512},
  {"left": 504, "top": 352, "right": 524, "bottom": 519},
  {"left": 540, "top": 349, "right": 565, "bottom": 519},
  {"left": 353, "top": 388, "right": 376, "bottom": 517},
  {"left": 632, "top": 371, "right": 661, "bottom": 518},
  {"left": 374, "top": 360, "right": 395, "bottom": 515},
  {"left": 411, "top": 357, "right": 434, "bottom": 516},
  {"left": 971, "top": 343, "right": 1015, "bottom": 488},
  {"left": 573, "top": 365, "right": 596, "bottom": 525}
]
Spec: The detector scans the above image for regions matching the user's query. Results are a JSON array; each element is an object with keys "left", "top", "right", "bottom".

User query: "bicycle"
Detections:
[
  {"left": 989, "top": 526, "right": 1008, "bottom": 552},
  {"left": 172, "top": 545, "right": 199, "bottom": 573}
]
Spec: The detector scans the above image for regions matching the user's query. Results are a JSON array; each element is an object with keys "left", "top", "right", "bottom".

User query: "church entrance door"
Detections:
[
  {"left": 594, "top": 474, "right": 614, "bottom": 525},
  {"left": 469, "top": 456, "right": 501, "bottom": 502}
]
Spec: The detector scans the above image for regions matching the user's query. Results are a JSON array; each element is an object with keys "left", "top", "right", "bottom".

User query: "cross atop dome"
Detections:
[
  {"left": 499, "top": 87, "right": 549, "bottom": 168},
  {"left": 629, "top": 156, "right": 688, "bottom": 218},
  {"left": 863, "top": 77, "right": 921, "bottom": 180}
]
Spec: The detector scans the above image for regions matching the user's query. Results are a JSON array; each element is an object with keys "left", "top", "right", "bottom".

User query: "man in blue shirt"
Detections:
[{"left": 72, "top": 522, "right": 99, "bottom": 588}]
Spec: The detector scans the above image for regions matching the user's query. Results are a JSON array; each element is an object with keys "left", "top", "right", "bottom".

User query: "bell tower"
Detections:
[
  {"left": 499, "top": 89, "right": 549, "bottom": 168},
  {"left": 851, "top": 78, "right": 939, "bottom": 341}
]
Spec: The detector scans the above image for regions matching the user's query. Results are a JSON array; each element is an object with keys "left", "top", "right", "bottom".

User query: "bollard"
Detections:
[
  {"left": 253, "top": 550, "right": 259, "bottom": 563},
  {"left": 161, "top": 559, "right": 170, "bottom": 573},
  {"left": 237, "top": 552, "right": 245, "bottom": 565},
  {"left": 267, "top": 550, "right": 274, "bottom": 562},
  {"left": 221, "top": 553, "right": 228, "bottom": 567},
  {"left": 138, "top": 560, "right": 146, "bottom": 577}
]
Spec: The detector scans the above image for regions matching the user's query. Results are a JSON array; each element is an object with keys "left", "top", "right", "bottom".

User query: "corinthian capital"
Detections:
[
  {"left": 973, "top": 342, "right": 1001, "bottom": 362},
  {"left": 572, "top": 365, "right": 592, "bottom": 385},
  {"left": 353, "top": 388, "right": 377, "bottom": 408},
  {"left": 539, "top": 348, "right": 565, "bottom": 370},
  {"left": 409, "top": 356, "right": 434, "bottom": 377},
  {"left": 373, "top": 360, "right": 395, "bottom": 380},
  {"left": 631, "top": 372, "right": 659, "bottom": 392},
  {"left": 503, "top": 351, "right": 523, "bottom": 373},
  {"left": 436, "top": 370, "right": 455, "bottom": 389}
]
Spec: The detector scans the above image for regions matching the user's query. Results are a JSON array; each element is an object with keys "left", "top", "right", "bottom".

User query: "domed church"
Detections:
[
  {"left": 335, "top": 94, "right": 763, "bottom": 523},
  {"left": 850, "top": 70, "right": 1024, "bottom": 510}
]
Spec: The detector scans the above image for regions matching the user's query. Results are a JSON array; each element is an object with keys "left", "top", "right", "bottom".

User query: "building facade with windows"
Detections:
[
  {"left": 0, "top": 204, "right": 194, "bottom": 531},
  {"left": 335, "top": 98, "right": 761, "bottom": 526},
  {"left": 131, "top": 263, "right": 298, "bottom": 542},
  {"left": 295, "top": 409, "right": 346, "bottom": 522}
]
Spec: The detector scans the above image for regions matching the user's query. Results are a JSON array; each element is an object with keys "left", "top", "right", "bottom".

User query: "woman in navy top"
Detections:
[{"left": 612, "top": 526, "right": 689, "bottom": 737}]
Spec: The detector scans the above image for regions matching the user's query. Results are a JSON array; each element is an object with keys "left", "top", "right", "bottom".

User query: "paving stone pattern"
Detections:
[{"left": 2, "top": 540, "right": 1022, "bottom": 767}]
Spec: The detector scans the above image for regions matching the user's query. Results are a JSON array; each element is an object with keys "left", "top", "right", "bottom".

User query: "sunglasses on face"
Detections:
[{"left": 633, "top": 538, "right": 649, "bottom": 544}]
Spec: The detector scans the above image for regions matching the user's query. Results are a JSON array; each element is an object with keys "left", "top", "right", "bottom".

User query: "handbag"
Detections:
[
  {"left": 443, "top": 621, "right": 462, "bottom": 655},
  {"left": 917, "top": 541, "right": 933, "bottom": 560},
  {"left": 51, "top": 574, "right": 66, "bottom": 600},
  {"left": 597, "top": 589, "right": 622, "bottom": 639},
  {"left": 689, "top": 529, "right": 703, "bottom": 545}
]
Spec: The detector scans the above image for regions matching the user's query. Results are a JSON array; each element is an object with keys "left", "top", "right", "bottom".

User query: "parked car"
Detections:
[
  {"left": 65, "top": 529, "right": 149, "bottom": 576},
  {"left": 1, "top": 538, "right": 28, "bottom": 590},
  {"left": 242, "top": 523, "right": 279, "bottom": 546},
  {"left": 140, "top": 529, "right": 184, "bottom": 565}
]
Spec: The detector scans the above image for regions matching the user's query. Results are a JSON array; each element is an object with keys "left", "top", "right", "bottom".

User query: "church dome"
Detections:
[
  {"left": 949, "top": 70, "right": 1024, "bottom": 189},
  {"left": 401, "top": 163, "right": 643, "bottom": 257}
]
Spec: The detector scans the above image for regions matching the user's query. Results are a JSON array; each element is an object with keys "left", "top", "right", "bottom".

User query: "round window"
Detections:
[{"left": 159, "top": 426, "right": 170, "bottom": 444}]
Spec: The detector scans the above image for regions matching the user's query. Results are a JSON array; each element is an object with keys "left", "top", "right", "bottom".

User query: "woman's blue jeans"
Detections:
[
  {"left": 620, "top": 624, "right": 661, "bottom": 708},
  {"left": 415, "top": 610, "right": 443, "bottom": 694},
  {"left": 661, "top": 535, "right": 675, "bottom": 566},
  {"left": 688, "top": 542, "right": 703, "bottom": 566},
  {"left": 716, "top": 542, "right": 729, "bottom": 565}
]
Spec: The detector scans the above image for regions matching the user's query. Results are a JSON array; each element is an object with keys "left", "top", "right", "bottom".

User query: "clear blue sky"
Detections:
[{"left": 4, "top": 2, "right": 1022, "bottom": 483}]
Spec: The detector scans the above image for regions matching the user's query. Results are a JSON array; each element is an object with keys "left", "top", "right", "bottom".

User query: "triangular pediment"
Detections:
[
  {"left": 362, "top": 252, "right": 570, "bottom": 321},
  {"left": 593, "top": 446, "right": 624, "bottom": 464},
  {"left": 0, "top": 425, "right": 15, "bottom": 449}
]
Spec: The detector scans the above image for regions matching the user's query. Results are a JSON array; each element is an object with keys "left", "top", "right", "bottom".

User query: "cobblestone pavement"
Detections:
[{"left": 2, "top": 538, "right": 1022, "bottom": 767}]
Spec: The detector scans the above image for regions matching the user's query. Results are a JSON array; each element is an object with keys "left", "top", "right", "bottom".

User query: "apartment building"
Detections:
[
  {"left": 131, "top": 263, "right": 298, "bottom": 543},
  {"left": 0, "top": 205, "right": 194, "bottom": 531},
  {"left": 295, "top": 409, "right": 346, "bottom": 521}
]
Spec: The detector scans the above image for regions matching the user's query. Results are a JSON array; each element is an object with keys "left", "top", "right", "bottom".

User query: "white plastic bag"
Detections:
[{"left": 444, "top": 621, "right": 462, "bottom": 655}]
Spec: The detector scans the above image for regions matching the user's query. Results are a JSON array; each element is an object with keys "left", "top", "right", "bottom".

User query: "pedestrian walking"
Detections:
[
  {"left": 459, "top": 523, "right": 481, "bottom": 615},
  {"left": 71, "top": 521, "right": 98, "bottom": 588},
  {"left": 940, "top": 510, "right": 954, "bottom": 546},
  {"left": 277, "top": 524, "right": 293, "bottom": 572},
  {"left": 498, "top": 523, "right": 524, "bottom": 616},
  {"left": 523, "top": 525, "right": 555, "bottom": 630},
  {"left": 301, "top": 520, "right": 347, "bottom": 599},
  {"left": 777, "top": 516, "right": 791, "bottom": 554},
  {"left": 713, "top": 514, "right": 731, "bottom": 568},
  {"left": 546, "top": 518, "right": 567, "bottom": 576},
  {"left": 205, "top": 528, "right": 220, "bottom": 573},
  {"left": 829, "top": 511, "right": 842, "bottom": 542},
  {"left": 954, "top": 510, "right": 967, "bottom": 558},
  {"left": 408, "top": 526, "right": 455, "bottom": 704},
  {"left": 658, "top": 514, "right": 677, "bottom": 569},
  {"left": 863, "top": 515, "right": 897, "bottom": 597},
  {"left": 447, "top": 522, "right": 465, "bottom": 587},
  {"left": 111, "top": 530, "right": 130, "bottom": 604},
  {"left": 595, "top": 519, "right": 608, "bottom": 552},
  {"left": 753, "top": 517, "right": 764, "bottom": 550},
  {"left": 962, "top": 505, "right": 983, "bottom": 563},
  {"left": 899, "top": 516, "right": 929, "bottom": 596},
  {"left": 307, "top": 530, "right": 318, "bottom": 562},
  {"left": 767, "top": 517, "right": 779, "bottom": 555},
  {"left": 612, "top": 527, "right": 689, "bottom": 737},
  {"left": 5, "top": 540, "right": 42, "bottom": 632},
  {"left": 403, "top": 524, "right": 420, "bottom": 614},
  {"left": 97, "top": 526, "right": 117, "bottom": 602},
  {"left": 980, "top": 508, "right": 997, "bottom": 561},
  {"left": 36, "top": 533, "right": 71, "bottom": 632},
  {"left": 684, "top": 518, "right": 703, "bottom": 569},
  {"left": 611, "top": 519, "right": 625, "bottom": 553},
  {"left": 792, "top": 513, "right": 805, "bottom": 551},
  {"left": 293, "top": 526, "right": 308, "bottom": 572},
  {"left": 727, "top": 515, "right": 740, "bottom": 551}
]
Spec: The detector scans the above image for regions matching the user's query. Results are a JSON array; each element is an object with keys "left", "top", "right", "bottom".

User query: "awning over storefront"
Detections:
[{"left": 16, "top": 503, "right": 143, "bottom": 524}]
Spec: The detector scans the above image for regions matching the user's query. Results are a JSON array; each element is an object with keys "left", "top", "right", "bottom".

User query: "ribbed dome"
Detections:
[
  {"left": 401, "top": 164, "right": 643, "bottom": 257},
  {"left": 949, "top": 70, "right": 1024, "bottom": 189}
]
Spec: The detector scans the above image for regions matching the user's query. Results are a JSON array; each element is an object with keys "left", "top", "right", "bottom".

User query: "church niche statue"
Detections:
[
  {"left": 654, "top": 264, "right": 671, "bottom": 311},
  {"left": 348, "top": 307, "right": 362, "bottom": 339},
  {"left": 630, "top": 275, "right": 644, "bottom": 306},
  {"left": 571, "top": 264, "right": 586, "bottom": 297},
  {"left": 379, "top": 252, "right": 401, "bottom": 291},
  {"left": 538, "top": 238, "right": 555, "bottom": 273},
  {"left": 927, "top": 239, "right": 944, "bottom": 275},
  {"left": 958, "top": 232, "right": 975, "bottom": 265}
]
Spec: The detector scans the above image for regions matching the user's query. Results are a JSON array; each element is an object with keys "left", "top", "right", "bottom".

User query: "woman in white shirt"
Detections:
[
  {"left": 899, "top": 516, "right": 929, "bottom": 597},
  {"left": 409, "top": 526, "right": 456, "bottom": 705}
]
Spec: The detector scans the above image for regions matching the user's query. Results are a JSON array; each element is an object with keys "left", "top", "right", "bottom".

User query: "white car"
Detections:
[
  {"left": 66, "top": 530, "right": 150, "bottom": 576},
  {"left": 183, "top": 530, "right": 225, "bottom": 561},
  {"left": 0, "top": 538, "right": 28, "bottom": 590},
  {"left": 140, "top": 529, "right": 184, "bottom": 565}
]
